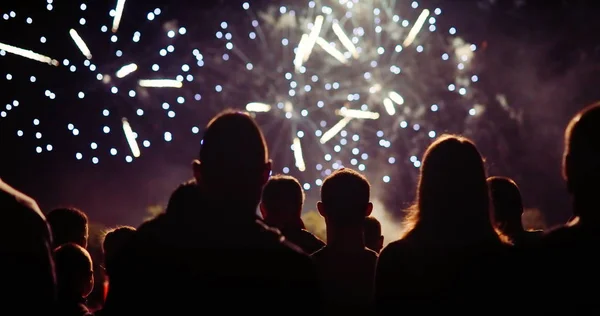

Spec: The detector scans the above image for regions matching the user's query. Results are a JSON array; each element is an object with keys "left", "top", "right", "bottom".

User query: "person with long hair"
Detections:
[{"left": 375, "top": 135, "right": 513, "bottom": 312}]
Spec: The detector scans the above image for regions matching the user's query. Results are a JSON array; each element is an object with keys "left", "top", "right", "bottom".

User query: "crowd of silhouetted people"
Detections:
[{"left": 2, "top": 102, "right": 600, "bottom": 315}]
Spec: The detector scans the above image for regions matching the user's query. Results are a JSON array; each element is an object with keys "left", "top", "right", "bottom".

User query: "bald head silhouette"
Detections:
[
  {"left": 563, "top": 103, "right": 600, "bottom": 221},
  {"left": 488, "top": 176, "right": 523, "bottom": 234},
  {"left": 193, "top": 110, "right": 271, "bottom": 214},
  {"left": 564, "top": 103, "right": 600, "bottom": 194}
]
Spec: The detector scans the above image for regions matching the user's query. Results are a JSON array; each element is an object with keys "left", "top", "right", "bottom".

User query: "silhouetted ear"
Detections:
[
  {"left": 192, "top": 160, "right": 201, "bottom": 183},
  {"left": 365, "top": 202, "right": 374, "bottom": 217},
  {"left": 564, "top": 154, "right": 576, "bottom": 194},
  {"left": 261, "top": 159, "right": 273, "bottom": 185},
  {"left": 317, "top": 201, "right": 326, "bottom": 218},
  {"left": 259, "top": 202, "right": 267, "bottom": 220}
]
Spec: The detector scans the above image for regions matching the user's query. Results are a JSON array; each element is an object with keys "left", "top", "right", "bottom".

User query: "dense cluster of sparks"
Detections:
[
  {"left": 204, "top": 0, "right": 480, "bottom": 190},
  {"left": 1, "top": 0, "right": 195, "bottom": 164},
  {"left": 0, "top": 0, "right": 480, "bottom": 192}
]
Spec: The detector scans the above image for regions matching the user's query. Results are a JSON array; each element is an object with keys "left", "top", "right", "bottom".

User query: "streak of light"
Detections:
[
  {"left": 0, "top": 42, "right": 59, "bottom": 66},
  {"left": 122, "top": 118, "right": 141, "bottom": 158},
  {"left": 332, "top": 22, "right": 358, "bottom": 58},
  {"left": 303, "top": 15, "right": 324, "bottom": 63},
  {"left": 69, "top": 29, "right": 93, "bottom": 59},
  {"left": 320, "top": 117, "right": 352, "bottom": 144},
  {"left": 138, "top": 79, "right": 183, "bottom": 88},
  {"left": 316, "top": 37, "right": 348, "bottom": 64},
  {"left": 294, "top": 34, "right": 309, "bottom": 72},
  {"left": 293, "top": 137, "right": 306, "bottom": 172},
  {"left": 336, "top": 107, "right": 380, "bottom": 119},
  {"left": 388, "top": 91, "right": 405, "bottom": 105},
  {"left": 383, "top": 98, "right": 396, "bottom": 115},
  {"left": 112, "top": 0, "right": 126, "bottom": 33},
  {"left": 116, "top": 63, "right": 137, "bottom": 78},
  {"left": 403, "top": 9, "right": 429, "bottom": 47},
  {"left": 246, "top": 102, "right": 271, "bottom": 112}
]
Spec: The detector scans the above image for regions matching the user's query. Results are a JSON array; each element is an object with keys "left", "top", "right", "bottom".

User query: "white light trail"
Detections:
[
  {"left": 138, "top": 79, "right": 183, "bottom": 88},
  {"left": 403, "top": 9, "right": 430, "bottom": 47},
  {"left": 0, "top": 42, "right": 59, "bottom": 66},
  {"left": 383, "top": 98, "right": 396, "bottom": 115},
  {"left": 121, "top": 118, "right": 141, "bottom": 158},
  {"left": 294, "top": 34, "right": 309, "bottom": 72},
  {"left": 337, "top": 107, "right": 380, "bottom": 120},
  {"left": 388, "top": 91, "right": 405, "bottom": 105},
  {"left": 293, "top": 137, "right": 306, "bottom": 172},
  {"left": 116, "top": 63, "right": 137, "bottom": 78},
  {"left": 316, "top": 37, "right": 348, "bottom": 64},
  {"left": 320, "top": 117, "right": 352, "bottom": 144},
  {"left": 112, "top": 0, "right": 126, "bottom": 33},
  {"left": 246, "top": 102, "right": 271, "bottom": 112},
  {"left": 332, "top": 22, "right": 358, "bottom": 58},
  {"left": 303, "top": 15, "right": 324, "bottom": 63},
  {"left": 69, "top": 29, "right": 92, "bottom": 59}
]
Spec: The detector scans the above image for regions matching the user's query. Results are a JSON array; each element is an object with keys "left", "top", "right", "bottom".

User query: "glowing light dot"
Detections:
[
  {"left": 167, "top": 30, "right": 175, "bottom": 38},
  {"left": 431, "top": 104, "right": 439, "bottom": 111},
  {"left": 143, "top": 140, "right": 151, "bottom": 148},
  {"left": 164, "top": 132, "right": 173, "bottom": 142},
  {"left": 92, "top": 157, "right": 99, "bottom": 164},
  {"left": 215, "top": 85, "right": 223, "bottom": 92},
  {"left": 383, "top": 176, "right": 390, "bottom": 183},
  {"left": 76, "top": 153, "right": 83, "bottom": 160},
  {"left": 91, "top": 142, "right": 98, "bottom": 150},
  {"left": 36, "top": 147, "right": 42, "bottom": 153},
  {"left": 414, "top": 161, "right": 421, "bottom": 168},
  {"left": 36, "top": 132, "right": 42, "bottom": 139},
  {"left": 449, "top": 27, "right": 456, "bottom": 35},
  {"left": 168, "top": 111, "right": 175, "bottom": 118},
  {"left": 147, "top": 12, "right": 155, "bottom": 20},
  {"left": 429, "top": 131, "right": 437, "bottom": 138},
  {"left": 125, "top": 156, "right": 133, "bottom": 163},
  {"left": 469, "top": 108, "right": 477, "bottom": 116},
  {"left": 33, "top": 119, "right": 40, "bottom": 125},
  {"left": 103, "top": 109, "right": 110, "bottom": 116},
  {"left": 110, "top": 148, "right": 117, "bottom": 156},
  {"left": 17, "top": 130, "right": 23, "bottom": 137},
  {"left": 179, "top": 27, "right": 187, "bottom": 35},
  {"left": 73, "top": 129, "right": 79, "bottom": 136},
  {"left": 192, "top": 126, "right": 199, "bottom": 134},
  {"left": 471, "top": 75, "right": 479, "bottom": 82},
  {"left": 177, "top": 97, "right": 185, "bottom": 104},
  {"left": 243, "top": 2, "right": 250, "bottom": 10}
]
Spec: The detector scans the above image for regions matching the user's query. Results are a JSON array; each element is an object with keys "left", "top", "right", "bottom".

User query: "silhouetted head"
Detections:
[
  {"left": 318, "top": 168, "right": 373, "bottom": 227},
  {"left": 364, "top": 216, "right": 384, "bottom": 253},
  {"left": 165, "top": 179, "right": 202, "bottom": 216},
  {"left": 260, "top": 175, "right": 305, "bottom": 230},
  {"left": 102, "top": 226, "right": 136, "bottom": 277},
  {"left": 563, "top": 103, "right": 600, "bottom": 207},
  {"left": 54, "top": 243, "right": 94, "bottom": 300},
  {"left": 405, "top": 135, "right": 497, "bottom": 243},
  {"left": 193, "top": 110, "right": 271, "bottom": 215},
  {"left": 488, "top": 176, "right": 524, "bottom": 235},
  {"left": 47, "top": 207, "right": 89, "bottom": 248}
]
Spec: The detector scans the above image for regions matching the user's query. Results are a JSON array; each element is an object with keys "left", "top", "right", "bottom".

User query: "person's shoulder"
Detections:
[
  {"left": 0, "top": 180, "right": 50, "bottom": 239},
  {"left": 365, "top": 247, "right": 379, "bottom": 259},
  {"left": 542, "top": 223, "right": 575, "bottom": 245}
]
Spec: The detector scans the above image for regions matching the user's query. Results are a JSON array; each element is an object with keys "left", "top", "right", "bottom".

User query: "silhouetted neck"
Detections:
[
  {"left": 573, "top": 194, "right": 600, "bottom": 226},
  {"left": 326, "top": 224, "right": 365, "bottom": 251}
]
